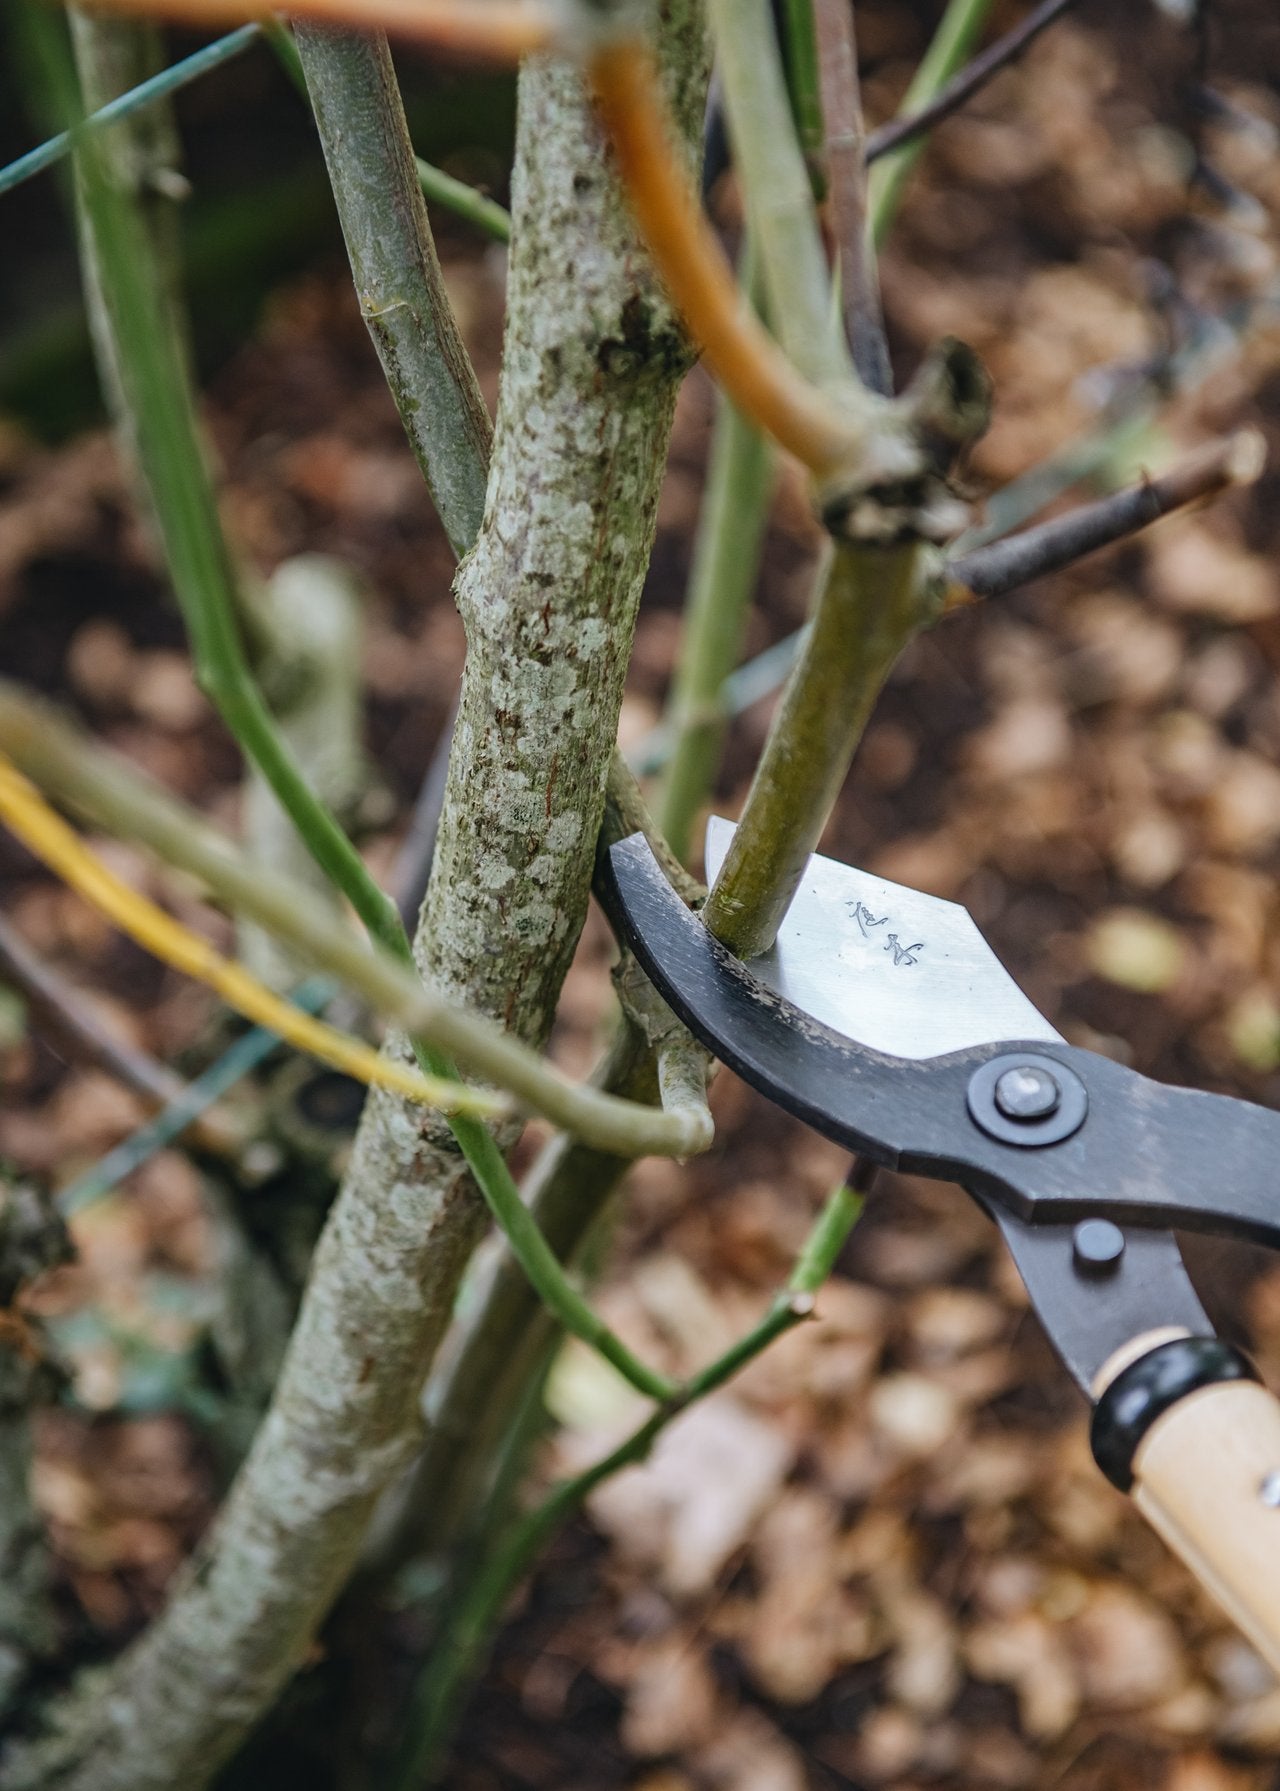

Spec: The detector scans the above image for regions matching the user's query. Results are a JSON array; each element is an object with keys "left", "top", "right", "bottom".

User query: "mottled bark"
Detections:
[{"left": 0, "top": 14, "right": 708, "bottom": 1788}]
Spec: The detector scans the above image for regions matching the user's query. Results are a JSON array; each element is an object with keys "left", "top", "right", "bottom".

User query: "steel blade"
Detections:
[{"left": 705, "top": 816, "right": 1059, "bottom": 1059}]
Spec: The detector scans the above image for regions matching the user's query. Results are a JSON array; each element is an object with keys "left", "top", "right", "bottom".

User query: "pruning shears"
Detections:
[{"left": 606, "top": 819, "right": 1280, "bottom": 1672}]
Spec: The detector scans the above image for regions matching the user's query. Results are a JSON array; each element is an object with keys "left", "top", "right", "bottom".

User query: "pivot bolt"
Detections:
[
  {"left": 994, "top": 1064, "right": 1061, "bottom": 1122},
  {"left": 1072, "top": 1217, "right": 1125, "bottom": 1275},
  {"left": 966, "top": 1052, "right": 1088, "bottom": 1149}
]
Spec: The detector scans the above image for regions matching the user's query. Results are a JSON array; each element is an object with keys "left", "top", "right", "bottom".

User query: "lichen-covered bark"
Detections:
[
  {"left": 422, "top": 53, "right": 698, "bottom": 1032},
  {"left": 0, "top": 18, "right": 707, "bottom": 1790}
]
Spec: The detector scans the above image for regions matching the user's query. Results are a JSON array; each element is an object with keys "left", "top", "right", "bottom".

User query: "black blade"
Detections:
[{"left": 987, "top": 1208, "right": 1212, "bottom": 1397}]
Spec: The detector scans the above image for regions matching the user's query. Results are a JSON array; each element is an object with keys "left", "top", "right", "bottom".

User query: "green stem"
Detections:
[
  {"left": 293, "top": 24, "right": 493, "bottom": 558},
  {"left": 779, "top": 0, "right": 824, "bottom": 189},
  {"left": 267, "top": 20, "right": 511, "bottom": 244},
  {"left": 658, "top": 239, "right": 774, "bottom": 864},
  {"left": 415, "top": 156, "right": 510, "bottom": 243},
  {"left": 700, "top": 539, "right": 930, "bottom": 958},
  {"left": 401, "top": 1172, "right": 866, "bottom": 1785},
  {"left": 706, "top": 0, "right": 852, "bottom": 393},
  {"left": 868, "top": 0, "right": 996, "bottom": 247},
  {"left": 0, "top": 25, "right": 261, "bottom": 200},
  {"left": 439, "top": 1115, "right": 676, "bottom": 1402}
]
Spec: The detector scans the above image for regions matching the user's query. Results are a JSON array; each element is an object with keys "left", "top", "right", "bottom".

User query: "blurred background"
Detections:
[{"left": 3, "top": 2, "right": 1280, "bottom": 1787}]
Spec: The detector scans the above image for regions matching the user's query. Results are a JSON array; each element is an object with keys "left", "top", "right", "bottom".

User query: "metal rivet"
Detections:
[
  {"left": 1259, "top": 1471, "right": 1280, "bottom": 1509},
  {"left": 994, "top": 1064, "right": 1062, "bottom": 1122},
  {"left": 1072, "top": 1218, "right": 1126, "bottom": 1275},
  {"left": 966, "top": 1052, "right": 1088, "bottom": 1149}
]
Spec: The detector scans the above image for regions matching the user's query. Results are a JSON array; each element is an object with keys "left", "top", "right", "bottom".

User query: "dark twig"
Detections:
[
  {"left": 815, "top": 0, "right": 892, "bottom": 394},
  {"left": 0, "top": 912, "right": 239, "bottom": 1155},
  {"left": 946, "top": 430, "right": 1265, "bottom": 604},
  {"left": 865, "top": 0, "right": 1079, "bottom": 164}
]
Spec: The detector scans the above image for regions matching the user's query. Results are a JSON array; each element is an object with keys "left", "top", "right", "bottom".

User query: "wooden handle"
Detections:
[{"left": 1130, "top": 1379, "right": 1280, "bottom": 1673}]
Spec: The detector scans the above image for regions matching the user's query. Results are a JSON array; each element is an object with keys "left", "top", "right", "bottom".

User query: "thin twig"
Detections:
[
  {"left": 56, "top": 979, "right": 333, "bottom": 1217},
  {"left": 866, "top": 0, "right": 1079, "bottom": 164},
  {"left": 867, "top": 0, "right": 995, "bottom": 248},
  {"left": 0, "top": 912, "right": 186, "bottom": 1118},
  {"left": 0, "top": 685, "right": 714, "bottom": 1163},
  {"left": 0, "top": 24, "right": 261, "bottom": 199},
  {"left": 779, "top": 0, "right": 825, "bottom": 184},
  {"left": 815, "top": 0, "right": 892, "bottom": 394},
  {"left": 946, "top": 430, "right": 1265, "bottom": 604}
]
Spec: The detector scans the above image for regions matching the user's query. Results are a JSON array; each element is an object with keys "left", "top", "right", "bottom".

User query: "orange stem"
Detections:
[
  {"left": 589, "top": 40, "right": 860, "bottom": 476},
  {"left": 65, "top": 0, "right": 554, "bottom": 61}
]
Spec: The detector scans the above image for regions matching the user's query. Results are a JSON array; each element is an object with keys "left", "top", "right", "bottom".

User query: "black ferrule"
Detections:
[{"left": 1090, "top": 1335, "right": 1260, "bottom": 1492}]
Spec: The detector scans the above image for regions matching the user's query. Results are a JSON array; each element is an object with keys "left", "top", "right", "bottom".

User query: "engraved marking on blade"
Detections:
[
  {"left": 705, "top": 815, "right": 1061, "bottom": 1060},
  {"left": 850, "top": 901, "right": 887, "bottom": 938}
]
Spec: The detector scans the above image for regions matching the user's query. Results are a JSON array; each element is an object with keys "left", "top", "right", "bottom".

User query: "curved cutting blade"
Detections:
[{"left": 705, "top": 816, "right": 1058, "bottom": 1059}]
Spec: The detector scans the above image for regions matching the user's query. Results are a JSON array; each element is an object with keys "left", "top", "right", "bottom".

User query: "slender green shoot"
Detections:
[
  {"left": 414, "top": 156, "right": 510, "bottom": 243},
  {"left": 779, "top": 0, "right": 825, "bottom": 191},
  {"left": 868, "top": 0, "right": 996, "bottom": 246},
  {"left": 658, "top": 238, "right": 773, "bottom": 863},
  {"left": 0, "top": 24, "right": 261, "bottom": 199}
]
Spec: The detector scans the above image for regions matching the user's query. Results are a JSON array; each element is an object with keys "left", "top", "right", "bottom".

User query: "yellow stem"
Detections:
[{"left": 0, "top": 756, "right": 505, "bottom": 1121}]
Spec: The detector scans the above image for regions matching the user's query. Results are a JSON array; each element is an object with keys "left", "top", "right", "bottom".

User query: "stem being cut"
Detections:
[{"left": 701, "top": 540, "right": 931, "bottom": 958}]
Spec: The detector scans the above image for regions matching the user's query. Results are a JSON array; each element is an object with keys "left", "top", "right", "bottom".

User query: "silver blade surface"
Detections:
[{"left": 705, "top": 816, "right": 1060, "bottom": 1059}]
